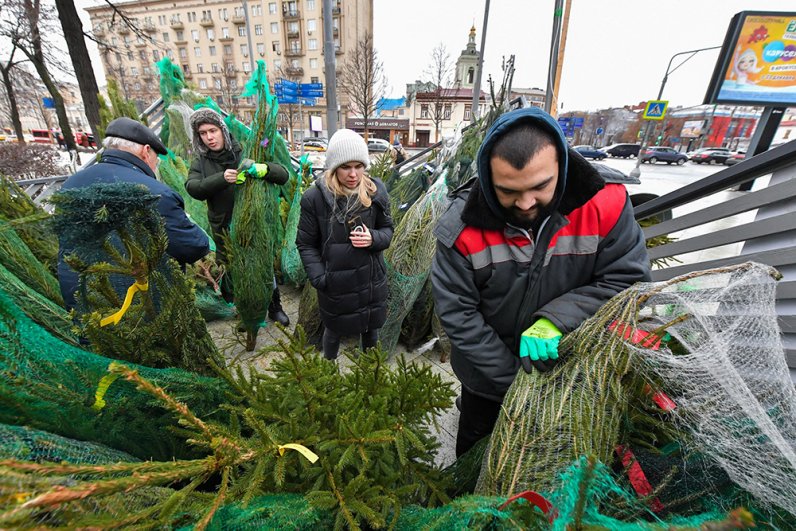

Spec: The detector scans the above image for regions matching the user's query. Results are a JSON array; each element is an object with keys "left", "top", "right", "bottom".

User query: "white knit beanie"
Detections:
[{"left": 325, "top": 129, "right": 370, "bottom": 172}]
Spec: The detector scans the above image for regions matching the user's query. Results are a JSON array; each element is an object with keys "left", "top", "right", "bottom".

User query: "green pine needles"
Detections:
[
  {"left": 0, "top": 328, "right": 456, "bottom": 530},
  {"left": 50, "top": 183, "right": 222, "bottom": 375}
]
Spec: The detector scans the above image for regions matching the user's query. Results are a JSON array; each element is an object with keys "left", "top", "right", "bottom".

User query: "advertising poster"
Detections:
[
  {"left": 714, "top": 12, "right": 796, "bottom": 106},
  {"left": 681, "top": 120, "right": 705, "bottom": 138}
]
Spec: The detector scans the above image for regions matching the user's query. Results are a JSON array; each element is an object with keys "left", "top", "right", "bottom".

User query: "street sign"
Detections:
[
  {"left": 596, "top": 127, "right": 604, "bottom": 135},
  {"left": 278, "top": 95, "right": 299, "bottom": 104},
  {"left": 300, "top": 89, "right": 324, "bottom": 98},
  {"left": 643, "top": 100, "right": 669, "bottom": 121},
  {"left": 276, "top": 86, "right": 298, "bottom": 97},
  {"left": 42, "top": 97, "right": 55, "bottom": 109},
  {"left": 299, "top": 82, "right": 323, "bottom": 90},
  {"left": 300, "top": 98, "right": 317, "bottom": 106},
  {"left": 280, "top": 78, "right": 298, "bottom": 89},
  {"left": 572, "top": 117, "right": 584, "bottom": 128}
]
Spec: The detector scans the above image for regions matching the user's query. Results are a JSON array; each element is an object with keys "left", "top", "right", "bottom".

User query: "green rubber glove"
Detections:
[
  {"left": 236, "top": 159, "right": 269, "bottom": 184},
  {"left": 519, "top": 318, "right": 562, "bottom": 373}
]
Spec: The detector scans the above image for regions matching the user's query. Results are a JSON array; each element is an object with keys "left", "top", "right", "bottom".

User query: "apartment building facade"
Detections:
[{"left": 86, "top": 0, "right": 372, "bottom": 137}]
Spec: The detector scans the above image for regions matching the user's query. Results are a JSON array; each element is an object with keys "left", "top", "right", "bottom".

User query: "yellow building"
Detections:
[{"left": 86, "top": 0, "right": 372, "bottom": 136}]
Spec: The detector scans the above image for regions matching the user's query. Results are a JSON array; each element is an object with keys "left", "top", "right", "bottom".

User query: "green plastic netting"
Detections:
[
  {"left": 0, "top": 219, "right": 63, "bottom": 306},
  {"left": 0, "top": 284, "right": 228, "bottom": 461},
  {"left": 280, "top": 155, "right": 309, "bottom": 286},
  {"left": 0, "top": 423, "right": 138, "bottom": 465},
  {"left": 0, "top": 175, "right": 58, "bottom": 274}
]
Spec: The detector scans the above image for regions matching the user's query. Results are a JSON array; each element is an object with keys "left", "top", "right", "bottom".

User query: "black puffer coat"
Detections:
[{"left": 296, "top": 177, "right": 393, "bottom": 335}]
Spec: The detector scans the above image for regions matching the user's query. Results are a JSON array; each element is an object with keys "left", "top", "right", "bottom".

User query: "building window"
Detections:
[
  {"left": 467, "top": 68, "right": 474, "bottom": 84},
  {"left": 127, "top": 51, "right": 134, "bottom": 61},
  {"left": 257, "top": 43, "right": 265, "bottom": 55},
  {"left": 311, "top": 76, "right": 319, "bottom": 83},
  {"left": 242, "top": 61, "right": 251, "bottom": 72},
  {"left": 291, "top": 59, "right": 299, "bottom": 68},
  {"left": 197, "top": 63, "right": 204, "bottom": 72},
  {"left": 240, "top": 44, "right": 249, "bottom": 56},
  {"left": 464, "top": 104, "right": 471, "bottom": 121},
  {"left": 309, "top": 58, "right": 318, "bottom": 69},
  {"left": 212, "top": 63, "right": 220, "bottom": 72},
  {"left": 268, "top": 2, "right": 277, "bottom": 14},
  {"left": 139, "top": 50, "right": 147, "bottom": 60},
  {"left": 307, "top": 0, "right": 315, "bottom": 9},
  {"left": 112, "top": 37, "right": 118, "bottom": 46},
  {"left": 272, "top": 41, "right": 280, "bottom": 53},
  {"left": 230, "top": 79, "right": 238, "bottom": 90},
  {"left": 153, "top": 49, "right": 160, "bottom": 60},
  {"left": 207, "top": 28, "right": 215, "bottom": 40},
  {"left": 214, "top": 78, "right": 222, "bottom": 89},
  {"left": 166, "top": 49, "right": 173, "bottom": 59},
  {"left": 251, "top": 4, "right": 262, "bottom": 16},
  {"left": 182, "top": 64, "right": 190, "bottom": 74},
  {"left": 158, "top": 15, "right": 166, "bottom": 25},
  {"left": 421, "top": 105, "right": 429, "bottom": 119},
  {"left": 134, "top": 82, "right": 141, "bottom": 90},
  {"left": 161, "top": 32, "right": 169, "bottom": 42},
  {"left": 308, "top": 38, "right": 317, "bottom": 50},
  {"left": 254, "top": 24, "right": 262, "bottom": 35},
  {"left": 131, "top": 66, "right": 138, "bottom": 76},
  {"left": 222, "top": 27, "right": 230, "bottom": 38},
  {"left": 175, "top": 30, "right": 184, "bottom": 41},
  {"left": 224, "top": 44, "right": 232, "bottom": 56},
  {"left": 191, "top": 29, "right": 199, "bottom": 41},
  {"left": 199, "top": 78, "right": 207, "bottom": 89},
  {"left": 123, "top": 36, "right": 131, "bottom": 45},
  {"left": 179, "top": 47, "right": 187, "bottom": 59},
  {"left": 219, "top": 8, "right": 228, "bottom": 20},
  {"left": 193, "top": 47, "right": 201, "bottom": 57},
  {"left": 274, "top": 59, "right": 281, "bottom": 69},
  {"left": 307, "top": 19, "right": 316, "bottom": 32},
  {"left": 270, "top": 22, "right": 278, "bottom": 34},
  {"left": 209, "top": 45, "right": 216, "bottom": 56},
  {"left": 238, "top": 26, "right": 246, "bottom": 37},
  {"left": 288, "top": 21, "right": 299, "bottom": 34},
  {"left": 444, "top": 104, "right": 452, "bottom": 120}
]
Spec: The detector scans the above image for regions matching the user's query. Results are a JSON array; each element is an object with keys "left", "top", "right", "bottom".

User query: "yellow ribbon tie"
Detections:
[
  {"left": 278, "top": 443, "right": 319, "bottom": 463},
  {"left": 92, "top": 371, "right": 120, "bottom": 411},
  {"left": 100, "top": 280, "right": 149, "bottom": 327}
]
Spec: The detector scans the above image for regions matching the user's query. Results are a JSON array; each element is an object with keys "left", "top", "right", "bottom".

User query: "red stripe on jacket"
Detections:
[{"left": 453, "top": 184, "right": 627, "bottom": 258}]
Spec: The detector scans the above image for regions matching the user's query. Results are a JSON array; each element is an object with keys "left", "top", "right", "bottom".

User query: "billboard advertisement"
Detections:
[
  {"left": 681, "top": 120, "right": 705, "bottom": 138},
  {"left": 705, "top": 11, "right": 796, "bottom": 107}
]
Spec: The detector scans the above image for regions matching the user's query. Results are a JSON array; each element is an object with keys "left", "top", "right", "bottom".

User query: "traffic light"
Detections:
[{"left": 656, "top": 134, "right": 663, "bottom": 145}]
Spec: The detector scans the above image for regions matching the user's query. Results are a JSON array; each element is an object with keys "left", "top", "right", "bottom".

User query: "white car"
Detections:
[{"left": 367, "top": 138, "right": 392, "bottom": 153}]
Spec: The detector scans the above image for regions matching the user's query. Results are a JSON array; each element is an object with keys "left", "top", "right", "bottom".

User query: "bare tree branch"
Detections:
[
  {"left": 423, "top": 42, "right": 453, "bottom": 143},
  {"left": 339, "top": 32, "right": 387, "bottom": 140}
]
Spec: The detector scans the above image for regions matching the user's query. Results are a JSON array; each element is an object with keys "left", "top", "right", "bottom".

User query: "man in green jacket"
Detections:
[{"left": 187, "top": 107, "right": 290, "bottom": 326}]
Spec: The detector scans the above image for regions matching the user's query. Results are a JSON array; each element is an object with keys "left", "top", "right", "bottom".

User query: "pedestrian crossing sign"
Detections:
[{"left": 643, "top": 100, "right": 669, "bottom": 121}]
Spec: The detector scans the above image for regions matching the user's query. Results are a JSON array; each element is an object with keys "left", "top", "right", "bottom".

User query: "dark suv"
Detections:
[
  {"left": 640, "top": 146, "right": 688, "bottom": 165},
  {"left": 604, "top": 143, "right": 641, "bottom": 158},
  {"left": 689, "top": 148, "right": 731, "bottom": 164}
]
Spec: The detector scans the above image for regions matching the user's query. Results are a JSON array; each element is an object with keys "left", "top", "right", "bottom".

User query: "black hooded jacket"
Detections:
[
  {"left": 296, "top": 177, "right": 393, "bottom": 335},
  {"left": 431, "top": 108, "right": 651, "bottom": 402}
]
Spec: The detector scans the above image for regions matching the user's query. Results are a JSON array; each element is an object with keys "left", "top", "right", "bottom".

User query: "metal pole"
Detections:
[
  {"left": 629, "top": 45, "right": 721, "bottom": 179},
  {"left": 299, "top": 98, "right": 305, "bottom": 157},
  {"left": 241, "top": 0, "right": 255, "bottom": 72},
  {"left": 544, "top": 0, "right": 564, "bottom": 114},
  {"left": 470, "top": 0, "right": 490, "bottom": 122},
  {"left": 322, "top": 0, "right": 338, "bottom": 137}
]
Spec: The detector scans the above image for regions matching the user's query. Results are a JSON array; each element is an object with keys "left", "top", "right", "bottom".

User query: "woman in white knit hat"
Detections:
[{"left": 296, "top": 129, "right": 394, "bottom": 360}]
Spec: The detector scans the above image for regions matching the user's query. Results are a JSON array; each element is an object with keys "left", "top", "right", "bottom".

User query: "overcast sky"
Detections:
[{"left": 73, "top": 0, "right": 795, "bottom": 112}]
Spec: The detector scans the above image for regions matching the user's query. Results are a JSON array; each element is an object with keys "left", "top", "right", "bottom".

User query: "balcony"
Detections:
[
  {"left": 93, "top": 24, "right": 105, "bottom": 36},
  {"left": 231, "top": 15, "right": 246, "bottom": 24},
  {"left": 219, "top": 35, "right": 233, "bottom": 42},
  {"left": 225, "top": 68, "right": 237, "bottom": 78},
  {"left": 332, "top": 5, "right": 341, "bottom": 15},
  {"left": 170, "top": 20, "right": 184, "bottom": 29},
  {"left": 335, "top": 45, "right": 342, "bottom": 55},
  {"left": 135, "top": 40, "right": 148, "bottom": 48},
  {"left": 287, "top": 30, "right": 299, "bottom": 38},
  {"left": 142, "top": 22, "right": 156, "bottom": 33},
  {"left": 282, "top": 9, "right": 300, "bottom": 19},
  {"left": 285, "top": 66, "right": 303, "bottom": 76},
  {"left": 118, "top": 25, "right": 130, "bottom": 35},
  {"left": 174, "top": 38, "right": 188, "bottom": 45},
  {"left": 285, "top": 47, "right": 303, "bottom": 57},
  {"left": 183, "top": 70, "right": 192, "bottom": 78},
  {"left": 199, "top": 17, "right": 214, "bottom": 27}
]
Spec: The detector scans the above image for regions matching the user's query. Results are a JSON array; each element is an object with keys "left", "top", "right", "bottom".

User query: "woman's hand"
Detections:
[
  {"left": 349, "top": 225, "right": 372, "bottom": 248},
  {"left": 224, "top": 169, "right": 238, "bottom": 183}
]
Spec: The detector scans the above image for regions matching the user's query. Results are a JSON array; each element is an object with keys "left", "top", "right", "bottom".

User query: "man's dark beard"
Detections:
[{"left": 503, "top": 204, "right": 552, "bottom": 231}]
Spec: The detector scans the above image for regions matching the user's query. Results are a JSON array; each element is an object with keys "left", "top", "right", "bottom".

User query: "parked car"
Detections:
[
  {"left": 302, "top": 139, "right": 327, "bottom": 152},
  {"left": 367, "top": 138, "right": 392, "bottom": 153},
  {"left": 572, "top": 145, "right": 607, "bottom": 160},
  {"left": 724, "top": 151, "right": 746, "bottom": 165},
  {"left": 603, "top": 143, "right": 641, "bottom": 158},
  {"left": 640, "top": 146, "right": 688, "bottom": 165},
  {"left": 75, "top": 131, "right": 97, "bottom": 148},
  {"left": 689, "top": 147, "right": 731, "bottom": 165}
]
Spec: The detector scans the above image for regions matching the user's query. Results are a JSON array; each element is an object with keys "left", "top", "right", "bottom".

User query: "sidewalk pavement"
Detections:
[{"left": 206, "top": 283, "right": 461, "bottom": 469}]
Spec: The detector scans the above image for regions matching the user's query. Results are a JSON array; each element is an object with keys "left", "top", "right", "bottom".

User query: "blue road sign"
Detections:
[
  {"left": 300, "top": 82, "right": 323, "bottom": 90},
  {"left": 278, "top": 95, "right": 299, "bottom": 104},
  {"left": 300, "top": 98, "right": 317, "bottom": 106},
  {"left": 596, "top": 127, "right": 604, "bottom": 135},
  {"left": 280, "top": 78, "right": 299, "bottom": 89},
  {"left": 572, "top": 117, "right": 584, "bottom": 128},
  {"left": 299, "top": 89, "right": 324, "bottom": 98},
  {"left": 277, "top": 86, "right": 298, "bottom": 97},
  {"left": 42, "top": 97, "right": 55, "bottom": 109}
]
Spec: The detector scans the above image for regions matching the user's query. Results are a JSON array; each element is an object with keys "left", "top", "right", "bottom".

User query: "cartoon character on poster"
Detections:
[{"left": 731, "top": 48, "right": 763, "bottom": 86}]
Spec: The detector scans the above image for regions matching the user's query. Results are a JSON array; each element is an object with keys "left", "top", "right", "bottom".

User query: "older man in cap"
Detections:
[{"left": 57, "top": 117, "right": 209, "bottom": 309}]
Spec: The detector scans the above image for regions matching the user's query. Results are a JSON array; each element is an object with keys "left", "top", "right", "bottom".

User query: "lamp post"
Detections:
[{"left": 629, "top": 45, "right": 721, "bottom": 179}]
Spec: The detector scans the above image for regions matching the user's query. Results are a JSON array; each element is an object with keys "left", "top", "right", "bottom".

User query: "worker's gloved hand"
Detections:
[
  {"left": 519, "top": 318, "right": 562, "bottom": 373},
  {"left": 236, "top": 159, "right": 270, "bottom": 184}
]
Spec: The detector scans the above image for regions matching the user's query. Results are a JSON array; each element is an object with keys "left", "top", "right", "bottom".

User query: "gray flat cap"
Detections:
[{"left": 105, "top": 117, "right": 167, "bottom": 155}]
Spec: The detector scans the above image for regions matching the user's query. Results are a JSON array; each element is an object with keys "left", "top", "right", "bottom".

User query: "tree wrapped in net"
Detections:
[
  {"left": 477, "top": 262, "right": 796, "bottom": 522},
  {"left": 0, "top": 175, "right": 57, "bottom": 274},
  {"left": 49, "top": 182, "right": 222, "bottom": 375}
]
